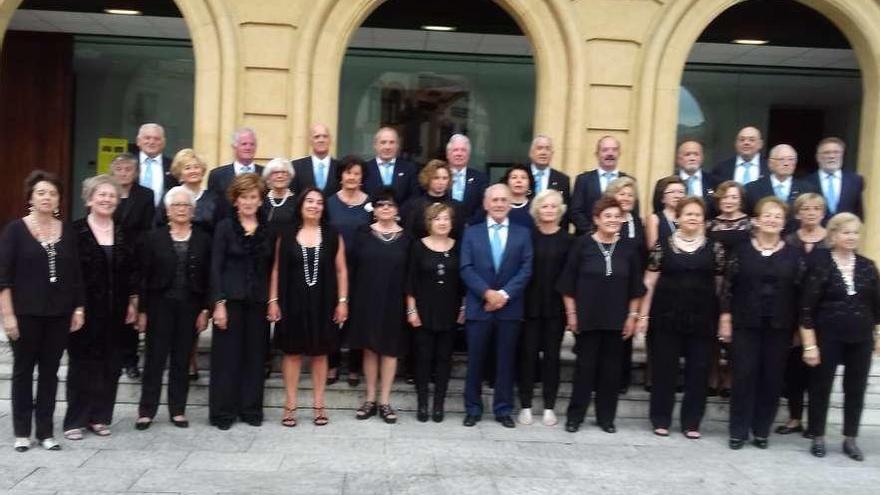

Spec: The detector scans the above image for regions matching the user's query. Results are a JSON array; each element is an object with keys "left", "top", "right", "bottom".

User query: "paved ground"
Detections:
[{"left": 0, "top": 402, "right": 878, "bottom": 495}]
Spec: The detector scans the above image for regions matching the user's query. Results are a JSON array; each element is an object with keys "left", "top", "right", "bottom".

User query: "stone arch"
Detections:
[
  {"left": 291, "top": 0, "right": 585, "bottom": 170},
  {"left": 634, "top": 0, "right": 880, "bottom": 256}
]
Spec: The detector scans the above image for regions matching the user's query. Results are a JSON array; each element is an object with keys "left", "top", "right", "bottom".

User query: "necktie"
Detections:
[
  {"left": 686, "top": 175, "right": 696, "bottom": 196},
  {"left": 741, "top": 162, "right": 753, "bottom": 184},
  {"left": 381, "top": 163, "right": 393, "bottom": 186},
  {"left": 774, "top": 183, "right": 786, "bottom": 201},
  {"left": 826, "top": 173, "right": 838, "bottom": 214},
  {"left": 490, "top": 223, "right": 504, "bottom": 270},
  {"left": 534, "top": 170, "right": 545, "bottom": 194},
  {"left": 316, "top": 162, "right": 327, "bottom": 190},
  {"left": 241, "top": 164, "right": 252, "bottom": 175},
  {"left": 452, "top": 170, "right": 465, "bottom": 201},
  {"left": 601, "top": 172, "right": 613, "bottom": 192},
  {"left": 143, "top": 158, "right": 155, "bottom": 188}
]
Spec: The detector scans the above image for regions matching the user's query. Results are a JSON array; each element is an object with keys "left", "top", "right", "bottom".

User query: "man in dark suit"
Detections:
[
  {"left": 135, "top": 123, "right": 177, "bottom": 208},
  {"left": 291, "top": 123, "right": 340, "bottom": 196},
  {"left": 362, "top": 127, "right": 419, "bottom": 205},
  {"left": 745, "top": 144, "right": 817, "bottom": 230},
  {"left": 207, "top": 127, "right": 264, "bottom": 218},
  {"left": 805, "top": 137, "right": 864, "bottom": 222},
  {"left": 446, "top": 133, "right": 489, "bottom": 225},
  {"left": 713, "top": 126, "right": 769, "bottom": 185},
  {"left": 652, "top": 140, "right": 718, "bottom": 215},
  {"left": 460, "top": 184, "right": 533, "bottom": 428},
  {"left": 528, "top": 134, "right": 571, "bottom": 228},
  {"left": 570, "top": 135, "right": 630, "bottom": 235}
]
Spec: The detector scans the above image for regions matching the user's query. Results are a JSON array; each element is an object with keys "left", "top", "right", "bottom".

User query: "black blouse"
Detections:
[
  {"left": 800, "top": 249, "right": 880, "bottom": 343},
  {"left": 210, "top": 217, "right": 273, "bottom": 303},
  {"left": 405, "top": 239, "right": 463, "bottom": 331},
  {"left": 525, "top": 229, "right": 573, "bottom": 319},
  {"left": 155, "top": 189, "right": 222, "bottom": 235},
  {"left": 72, "top": 218, "right": 138, "bottom": 322},
  {"left": 556, "top": 236, "right": 645, "bottom": 332},
  {"left": 401, "top": 193, "right": 465, "bottom": 240},
  {"left": 138, "top": 226, "right": 212, "bottom": 311},
  {"left": 0, "top": 219, "right": 84, "bottom": 317},
  {"left": 708, "top": 215, "right": 751, "bottom": 251}
]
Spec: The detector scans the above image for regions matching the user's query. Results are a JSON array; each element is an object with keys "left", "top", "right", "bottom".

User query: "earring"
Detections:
[
  {"left": 53, "top": 208, "right": 60, "bottom": 218},
  {"left": 27, "top": 203, "right": 34, "bottom": 214}
]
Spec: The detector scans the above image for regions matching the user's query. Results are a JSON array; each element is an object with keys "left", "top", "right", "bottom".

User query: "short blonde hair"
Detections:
[
  {"left": 793, "top": 192, "right": 826, "bottom": 212},
  {"left": 170, "top": 148, "right": 207, "bottom": 180},
  {"left": 418, "top": 159, "right": 451, "bottom": 190},
  {"left": 825, "top": 212, "right": 861, "bottom": 248},
  {"left": 605, "top": 176, "right": 637, "bottom": 198},
  {"left": 81, "top": 174, "right": 122, "bottom": 204},
  {"left": 529, "top": 189, "right": 566, "bottom": 224}
]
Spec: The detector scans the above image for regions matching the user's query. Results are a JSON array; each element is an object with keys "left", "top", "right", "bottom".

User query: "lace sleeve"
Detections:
[
  {"left": 719, "top": 245, "right": 738, "bottom": 314},
  {"left": 799, "top": 254, "right": 831, "bottom": 329},
  {"left": 646, "top": 242, "right": 662, "bottom": 272},
  {"left": 712, "top": 241, "right": 726, "bottom": 276}
]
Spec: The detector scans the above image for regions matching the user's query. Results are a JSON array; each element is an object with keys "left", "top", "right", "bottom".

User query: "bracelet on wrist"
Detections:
[
  {"left": 267, "top": 298, "right": 279, "bottom": 305},
  {"left": 638, "top": 315, "right": 649, "bottom": 321},
  {"left": 406, "top": 308, "right": 417, "bottom": 316},
  {"left": 803, "top": 345, "right": 818, "bottom": 352},
  {"left": 338, "top": 297, "right": 348, "bottom": 304}
]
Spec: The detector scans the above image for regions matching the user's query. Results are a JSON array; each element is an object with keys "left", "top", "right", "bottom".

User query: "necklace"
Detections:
[
  {"left": 832, "top": 252, "right": 857, "bottom": 295},
  {"left": 88, "top": 214, "right": 113, "bottom": 235},
  {"left": 267, "top": 190, "right": 291, "bottom": 208},
  {"left": 755, "top": 239, "right": 780, "bottom": 257},
  {"left": 170, "top": 226, "right": 192, "bottom": 242},
  {"left": 594, "top": 236, "right": 617, "bottom": 276},
  {"left": 27, "top": 215, "right": 59, "bottom": 283},
  {"left": 301, "top": 227, "right": 322, "bottom": 287}
]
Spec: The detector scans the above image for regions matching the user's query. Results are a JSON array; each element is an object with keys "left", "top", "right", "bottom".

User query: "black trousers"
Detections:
[
  {"left": 517, "top": 317, "right": 565, "bottom": 409},
  {"left": 10, "top": 315, "right": 69, "bottom": 440},
  {"left": 782, "top": 345, "right": 810, "bottom": 421},
  {"left": 414, "top": 328, "right": 456, "bottom": 410},
  {"left": 649, "top": 330, "right": 713, "bottom": 431},
  {"left": 566, "top": 331, "right": 624, "bottom": 426},
  {"left": 808, "top": 337, "right": 874, "bottom": 438},
  {"left": 209, "top": 300, "right": 268, "bottom": 426},
  {"left": 139, "top": 296, "right": 200, "bottom": 418},
  {"left": 620, "top": 337, "right": 633, "bottom": 391},
  {"left": 728, "top": 324, "right": 790, "bottom": 440},
  {"left": 118, "top": 322, "right": 139, "bottom": 369},
  {"left": 63, "top": 319, "right": 124, "bottom": 430}
]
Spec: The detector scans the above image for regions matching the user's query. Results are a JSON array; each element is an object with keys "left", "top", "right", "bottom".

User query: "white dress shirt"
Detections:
[
  {"left": 819, "top": 169, "right": 842, "bottom": 205},
  {"left": 680, "top": 169, "right": 703, "bottom": 197},
  {"left": 486, "top": 216, "right": 510, "bottom": 250},
  {"left": 530, "top": 164, "right": 551, "bottom": 193},
  {"left": 234, "top": 161, "right": 255, "bottom": 175},
  {"left": 734, "top": 153, "right": 761, "bottom": 185},
  {"left": 138, "top": 151, "right": 164, "bottom": 206},
  {"left": 770, "top": 175, "right": 792, "bottom": 201},
  {"left": 598, "top": 169, "right": 619, "bottom": 193}
]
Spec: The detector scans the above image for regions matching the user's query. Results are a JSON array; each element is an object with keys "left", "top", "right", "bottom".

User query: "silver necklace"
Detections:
[
  {"left": 594, "top": 237, "right": 617, "bottom": 276},
  {"left": 301, "top": 227, "right": 322, "bottom": 287},
  {"left": 27, "top": 216, "right": 59, "bottom": 283},
  {"left": 832, "top": 252, "right": 857, "bottom": 295},
  {"left": 88, "top": 214, "right": 113, "bottom": 235},
  {"left": 755, "top": 239, "right": 780, "bottom": 257}
]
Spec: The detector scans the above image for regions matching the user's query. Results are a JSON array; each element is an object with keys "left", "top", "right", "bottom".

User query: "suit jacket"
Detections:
[
  {"left": 652, "top": 169, "right": 719, "bottom": 215},
  {"left": 137, "top": 225, "right": 212, "bottom": 312},
  {"left": 114, "top": 183, "right": 155, "bottom": 240},
  {"left": 531, "top": 166, "right": 571, "bottom": 228},
  {"left": 570, "top": 169, "right": 632, "bottom": 235},
  {"left": 451, "top": 167, "right": 490, "bottom": 226},
  {"left": 745, "top": 175, "right": 818, "bottom": 232},
  {"left": 291, "top": 156, "right": 340, "bottom": 196},
  {"left": 135, "top": 153, "right": 177, "bottom": 203},
  {"left": 713, "top": 156, "right": 769, "bottom": 184},
  {"left": 460, "top": 221, "right": 533, "bottom": 321},
  {"left": 363, "top": 158, "right": 419, "bottom": 205},
  {"left": 805, "top": 170, "right": 864, "bottom": 221},
  {"left": 207, "top": 163, "right": 266, "bottom": 219}
]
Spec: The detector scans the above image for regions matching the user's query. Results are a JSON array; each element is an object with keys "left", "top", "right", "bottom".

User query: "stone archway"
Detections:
[{"left": 634, "top": 0, "right": 880, "bottom": 258}]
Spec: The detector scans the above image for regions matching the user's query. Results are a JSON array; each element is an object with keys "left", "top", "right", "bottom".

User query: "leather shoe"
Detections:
[
  {"left": 843, "top": 438, "right": 864, "bottom": 461},
  {"left": 565, "top": 421, "right": 580, "bottom": 433},
  {"left": 810, "top": 438, "right": 826, "bottom": 458},
  {"left": 752, "top": 437, "right": 769, "bottom": 449},
  {"left": 774, "top": 424, "right": 803, "bottom": 435},
  {"left": 728, "top": 438, "right": 745, "bottom": 450},
  {"left": 216, "top": 422, "right": 232, "bottom": 431},
  {"left": 462, "top": 414, "right": 481, "bottom": 427},
  {"left": 171, "top": 417, "right": 189, "bottom": 428},
  {"left": 416, "top": 407, "right": 429, "bottom": 423},
  {"left": 134, "top": 418, "right": 152, "bottom": 431},
  {"left": 599, "top": 423, "right": 616, "bottom": 434},
  {"left": 495, "top": 415, "right": 515, "bottom": 428},
  {"left": 432, "top": 409, "right": 444, "bottom": 423}
]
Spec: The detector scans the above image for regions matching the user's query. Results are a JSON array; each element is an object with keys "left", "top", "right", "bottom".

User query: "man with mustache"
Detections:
[{"left": 570, "top": 136, "right": 632, "bottom": 235}]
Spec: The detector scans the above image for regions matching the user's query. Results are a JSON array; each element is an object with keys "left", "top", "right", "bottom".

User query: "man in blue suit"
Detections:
[
  {"left": 805, "top": 137, "right": 864, "bottom": 223},
  {"left": 460, "top": 184, "right": 533, "bottom": 428}
]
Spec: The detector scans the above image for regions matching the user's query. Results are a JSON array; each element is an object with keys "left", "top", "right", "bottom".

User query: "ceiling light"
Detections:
[
  {"left": 104, "top": 8, "right": 142, "bottom": 15},
  {"left": 421, "top": 25, "right": 456, "bottom": 32},
  {"left": 732, "top": 39, "right": 769, "bottom": 45}
]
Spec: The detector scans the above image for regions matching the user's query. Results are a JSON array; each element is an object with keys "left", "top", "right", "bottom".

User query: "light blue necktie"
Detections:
[
  {"left": 825, "top": 173, "right": 838, "bottom": 214},
  {"left": 452, "top": 170, "right": 465, "bottom": 201},
  {"left": 241, "top": 164, "right": 252, "bottom": 175},
  {"left": 601, "top": 172, "right": 613, "bottom": 192},
  {"left": 686, "top": 175, "right": 696, "bottom": 196},
  {"left": 774, "top": 183, "right": 786, "bottom": 201},
  {"left": 490, "top": 223, "right": 504, "bottom": 271},
  {"left": 534, "top": 169, "right": 545, "bottom": 194},
  {"left": 741, "top": 162, "right": 753, "bottom": 184},
  {"left": 316, "top": 162, "right": 327, "bottom": 190},
  {"left": 143, "top": 157, "right": 155, "bottom": 188}
]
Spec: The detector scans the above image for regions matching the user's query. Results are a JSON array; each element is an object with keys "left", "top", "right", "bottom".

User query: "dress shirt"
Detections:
[
  {"left": 680, "top": 169, "right": 703, "bottom": 197},
  {"left": 599, "top": 169, "right": 619, "bottom": 193},
  {"left": 139, "top": 152, "right": 165, "bottom": 206},
  {"left": 451, "top": 166, "right": 467, "bottom": 201},
  {"left": 770, "top": 175, "right": 792, "bottom": 201},
  {"left": 311, "top": 155, "right": 330, "bottom": 189},
  {"left": 234, "top": 161, "right": 255, "bottom": 175},
  {"left": 376, "top": 158, "right": 396, "bottom": 186},
  {"left": 734, "top": 154, "right": 761, "bottom": 185},
  {"left": 486, "top": 217, "right": 510, "bottom": 250},
  {"left": 530, "top": 164, "right": 550, "bottom": 194},
  {"left": 819, "top": 169, "right": 842, "bottom": 212}
]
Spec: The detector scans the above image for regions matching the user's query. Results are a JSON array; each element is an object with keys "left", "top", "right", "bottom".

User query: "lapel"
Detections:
[
  {"left": 787, "top": 179, "right": 803, "bottom": 205},
  {"left": 302, "top": 159, "right": 316, "bottom": 185},
  {"left": 589, "top": 170, "right": 601, "bottom": 199},
  {"left": 391, "top": 161, "right": 405, "bottom": 189}
]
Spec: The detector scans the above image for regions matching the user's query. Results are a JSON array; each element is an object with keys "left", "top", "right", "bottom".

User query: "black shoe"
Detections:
[
  {"left": 599, "top": 423, "right": 617, "bottom": 434},
  {"left": 347, "top": 375, "right": 360, "bottom": 387},
  {"left": 432, "top": 409, "right": 444, "bottom": 423},
  {"left": 707, "top": 387, "right": 719, "bottom": 397},
  {"left": 752, "top": 437, "right": 769, "bottom": 449},
  {"left": 244, "top": 418, "right": 262, "bottom": 427},
  {"left": 463, "top": 414, "right": 481, "bottom": 427},
  {"left": 326, "top": 375, "right": 338, "bottom": 386},
  {"left": 843, "top": 439, "right": 864, "bottom": 461},
  {"left": 495, "top": 415, "right": 515, "bottom": 428},
  {"left": 171, "top": 418, "right": 189, "bottom": 428},
  {"left": 189, "top": 370, "right": 200, "bottom": 381},
  {"left": 125, "top": 366, "right": 141, "bottom": 379},
  {"left": 405, "top": 376, "right": 416, "bottom": 385},
  {"left": 416, "top": 407, "right": 429, "bottom": 423},
  {"left": 728, "top": 438, "right": 745, "bottom": 450},
  {"left": 216, "top": 422, "right": 232, "bottom": 431},
  {"left": 135, "top": 418, "right": 152, "bottom": 431},
  {"left": 618, "top": 387, "right": 629, "bottom": 395},
  {"left": 810, "top": 438, "right": 826, "bottom": 458},
  {"left": 803, "top": 430, "right": 815, "bottom": 439},
  {"left": 719, "top": 388, "right": 731, "bottom": 399},
  {"left": 775, "top": 424, "right": 804, "bottom": 435},
  {"left": 565, "top": 421, "right": 580, "bottom": 433}
]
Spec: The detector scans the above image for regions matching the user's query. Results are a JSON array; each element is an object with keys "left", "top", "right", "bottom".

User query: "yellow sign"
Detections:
[{"left": 97, "top": 137, "right": 129, "bottom": 174}]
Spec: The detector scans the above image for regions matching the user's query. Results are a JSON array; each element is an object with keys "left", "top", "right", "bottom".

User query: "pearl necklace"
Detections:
[
  {"left": 832, "top": 252, "right": 857, "bottom": 295},
  {"left": 302, "top": 227, "right": 322, "bottom": 287},
  {"left": 267, "top": 190, "right": 291, "bottom": 208}
]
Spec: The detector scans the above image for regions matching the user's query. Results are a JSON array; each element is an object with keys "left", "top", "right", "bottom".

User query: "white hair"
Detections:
[
  {"left": 484, "top": 183, "right": 511, "bottom": 199},
  {"left": 769, "top": 143, "right": 797, "bottom": 159},
  {"left": 446, "top": 134, "right": 471, "bottom": 153},
  {"left": 230, "top": 127, "right": 257, "bottom": 146},
  {"left": 262, "top": 158, "right": 295, "bottom": 179},
  {"left": 163, "top": 185, "right": 197, "bottom": 209},
  {"left": 137, "top": 123, "right": 165, "bottom": 139},
  {"left": 531, "top": 134, "right": 553, "bottom": 148}
]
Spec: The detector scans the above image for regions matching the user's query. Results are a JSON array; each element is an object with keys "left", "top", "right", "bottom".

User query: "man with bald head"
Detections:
[
  {"left": 570, "top": 136, "right": 632, "bottom": 235},
  {"left": 291, "top": 123, "right": 341, "bottom": 195},
  {"left": 363, "top": 127, "right": 419, "bottom": 205},
  {"left": 713, "top": 126, "right": 770, "bottom": 184},
  {"left": 744, "top": 144, "right": 817, "bottom": 228},
  {"left": 135, "top": 123, "right": 177, "bottom": 208},
  {"left": 653, "top": 139, "right": 718, "bottom": 214}
]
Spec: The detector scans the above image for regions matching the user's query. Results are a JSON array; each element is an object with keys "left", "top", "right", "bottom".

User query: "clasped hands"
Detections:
[{"left": 482, "top": 289, "right": 507, "bottom": 312}]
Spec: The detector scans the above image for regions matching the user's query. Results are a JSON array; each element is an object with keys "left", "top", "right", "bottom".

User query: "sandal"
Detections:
[
  {"left": 281, "top": 407, "right": 297, "bottom": 428},
  {"left": 313, "top": 406, "right": 329, "bottom": 426},
  {"left": 378, "top": 403, "right": 397, "bottom": 424},
  {"left": 355, "top": 401, "right": 377, "bottom": 420},
  {"left": 88, "top": 424, "right": 111, "bottom": 437},
  {"left": 63, "top": 428, "right": 83, "bottom": 441}
]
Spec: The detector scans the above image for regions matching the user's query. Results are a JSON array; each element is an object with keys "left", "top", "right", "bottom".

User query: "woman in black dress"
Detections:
[
  {"left": 0, "top": 171, "right": 84, "bottom": 452},
  {"left": 776, "top": 193, "right": 827, "bottom": 437},
  {"left": 637, "top": 197, "right": 723, "bottom": 439},
  {"left": 517, "top": 189, "right": 573, "bottom": 427},
  {"left": 646, "top": 176, "right": 685, "bottom": 250},
  {"left": 504, "top": 164, "right": 535, "bottom": 229},
  {"left": 559, "top": 197, "right": 645, "bottom": 433},
  {"left": 261, "top": 158, "right": 297, "bottom": 228},
  {"left": 209, "top": 173, "right": 273, "bottom": 430},
  {"left": 406, "top": 203, "right": 463, "bottom": 423},
  {"left": 268, "top": 188, "right": 349, "bottom": 427},
  {"left": 401, "top": 159, "right": 464, "bottom": 240},
  {"left": 800, "top": 213, "right": 880, "bottom": 461},
  {"left": 719, "top": 196, "right": 805, "bottom": 450},
  {"left": 135, "top": 186, "right": 211, "bottom": 431},
  {"left": 64, "top": 175, "right": 139, "bottom": 441},
  {"left": 349, "top": 188, "right": 411, "bottom": 424}
]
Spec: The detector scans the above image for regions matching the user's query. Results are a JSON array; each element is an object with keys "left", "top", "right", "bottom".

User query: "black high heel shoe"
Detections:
[
  {"left": 843, "top": 438, "right": 864, "bottom": 461},
  {"left": 416, "top": 406, "right": 429, "bottom": 423}
]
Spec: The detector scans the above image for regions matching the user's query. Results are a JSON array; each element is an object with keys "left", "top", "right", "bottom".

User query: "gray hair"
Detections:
[
  {"left": 529, "top": 189, "right": 566, "bottom": 224},
  {"left": 484, "top": 183, "right": 511, "bottom": 199},
  {"left": 230, "top": 127, "right": 257, "bottom": 146},
  {"left": 446, "top": 133, "right": 471, "bottom": 153},
  {"left": 81, "top": 174, "right": 122, "bottom": 204},
  {"left": 769, "top": 143, "right": 797, "bottom": 160},
  {"left": 531, "top": 134, "right": 553, "bottom": 148},
  {"left": 137, "top": 123, "right": 165, "bottom": 139},
  {"left": 163, "top": 185, "right": 198, "bottom": 209},
  {"left": 110, "top": 152, "right": 139, "bottom": 170},
  {"left": 262, "top": 158, "right": 295, "bottom": 179}
]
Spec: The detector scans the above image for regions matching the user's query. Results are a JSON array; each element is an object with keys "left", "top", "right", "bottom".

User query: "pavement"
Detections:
[{"left": 0, "top": 401, "right": 879, "bottom": 495}]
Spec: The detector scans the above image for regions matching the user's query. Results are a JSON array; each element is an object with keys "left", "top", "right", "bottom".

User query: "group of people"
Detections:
[{"left": 1, "top": 122, "right": 877, "bottom": 463}]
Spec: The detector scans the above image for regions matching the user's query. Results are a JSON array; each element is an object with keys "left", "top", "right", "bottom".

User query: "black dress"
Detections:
[
  {"left": 708, "top": 215, "right": 751, "bottom": 251},
  {"left": 348, "top": 227, "right": 411, "bottom": 357},
  {"left": 405, "top": 240, "right": 462, "bottom": 331},
  {"left": 525, "top": 229, "right": 574, "bottom": 320},
  {"left": 401, "top": 193, "right": 465, "bottom": 240},
  {"left": 261, "top": 193, "right": 297, "bottom": 229},
  {"left": 274, "top": 226, "right": 341, "bottom": 356},
  {"left": 653, "top": 211, "right": 677, "bottom": 246}
]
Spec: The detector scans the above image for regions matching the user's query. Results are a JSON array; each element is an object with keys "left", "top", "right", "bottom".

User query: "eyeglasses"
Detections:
[{"left": 169, "top": 203, "right": 194, "bottom": 208}]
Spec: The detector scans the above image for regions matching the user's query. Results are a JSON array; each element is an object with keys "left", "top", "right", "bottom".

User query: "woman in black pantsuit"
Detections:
[
  {"left": 135, "top": 186, "right": 211, "bottom": 430},
  {"left": 64, "top": 175, "right": 139, "bottom": 440},
  {"left": 559, "top": 197, "right": 645, "bottom": 434},
  {"left": 209, "top": 173, "right": 273, "bottom": 430},
  {"left": 719, "top": 197, "right": 805, "bottom": 450},
  {"left": 637, "top": 197, "right": 723, "bottom": 439},
  {"left": 0, "top": 171, "right": 85, "bottom": 452},
  {"left": 800, "top": 213, "right": 880, "bottom": 461}
]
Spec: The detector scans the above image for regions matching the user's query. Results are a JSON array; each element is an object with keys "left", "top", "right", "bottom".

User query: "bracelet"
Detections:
[
  {"left": 338, "top": 297, "right": 348, "bottom": 304},
  {"left": 628, "top": 311, "right": 639, "bottom": 318},
  {"left": 406, "top": 308, "right": 417, "bottom": 316},
  {"left": 267, "top": 298, "right": 279, "bottom": 305},
  {"left": 803, "top": 345, "right": 818, "bottom": 352},
  {"left": 215, "top": 299, "right": 227, "bottom": 306},
  {"left": 74, "top": 309, "right": 84, "bottom": 316},
  {"left": 638, "top": 315, "right": 649, "bottom": 321},
  {"left": 566, "top": 311, "right": 576, "bottom": 316}
]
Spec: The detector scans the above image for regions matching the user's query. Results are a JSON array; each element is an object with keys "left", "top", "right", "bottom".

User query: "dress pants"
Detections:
[
  {"left": 620, "top": 337, "right": 633, "bottom": 391},
  {"left": 517, "top": 317, "right": 565, "bottom": 409},
  {"left": 209, "top": 300, "right": 268, "bottom": 426},
  {"left": 464, "top": 318, "right": 521, "bottom": 417},
  {"left": 649, "top": 330, "right": 713, "bottom": 431},
  {"left": 808, "top": 337, "right": 874, "bottom": 438},
  {"left": 139, "top": 296, "right": 200, "bottom": 418},
  {"left": 118, "top": 322, "right": 140, "bottom": 369},
  {"left": 728, "top": 323, "right": 790, "bottom": 440},
  {"left": 10, "top": 315, "right": 69, "bottom": 440},
  {"left": 782, "top": 345, "right": 810, "bottom": 421},
  {"left": 63, "top": 317, "right": 124, "bottom": 430},
  {"left": 414, "top": 328, "right": 456, "bottom": 410},
  {"left": 566, "top": 330, "right": 624, "bottom": 426}
]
